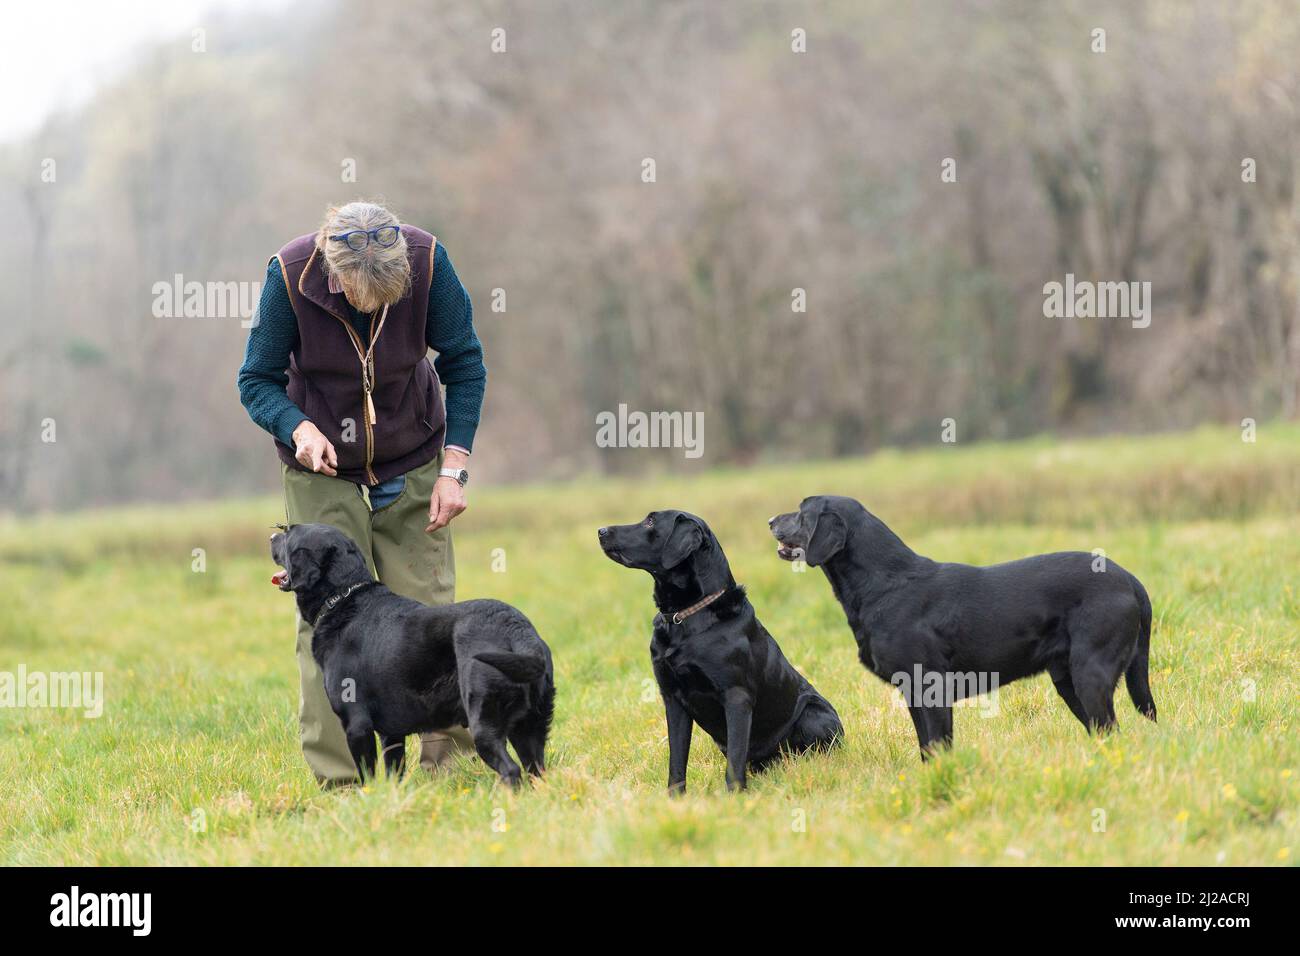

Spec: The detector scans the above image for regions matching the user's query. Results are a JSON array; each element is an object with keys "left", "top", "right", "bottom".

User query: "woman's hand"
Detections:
[
  {"left": 426, "top": 449, "right": 469, "bottom": 532},
  {"left": 292, "top": 421, "right": 339, "bottom": 477}
]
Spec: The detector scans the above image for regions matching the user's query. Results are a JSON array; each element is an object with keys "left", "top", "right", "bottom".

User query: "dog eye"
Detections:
[{"left": 644, "top": 516, "right": 654, "bottom": 528}]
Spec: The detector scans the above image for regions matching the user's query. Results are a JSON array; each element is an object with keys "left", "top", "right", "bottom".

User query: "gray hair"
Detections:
[{"left": 315, "top": 200, "right": 412, "bottom": 313}]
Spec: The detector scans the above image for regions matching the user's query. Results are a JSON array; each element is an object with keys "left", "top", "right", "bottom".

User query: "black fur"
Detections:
[
  {"left": 270, "top": 523, "right": 555, "bottom": 787},
  {"left": 599, "top": 510, "right": 843, "bottom": 793},
  {"left": 769, "top": 495, "right": 1156, "bottom": 760}
]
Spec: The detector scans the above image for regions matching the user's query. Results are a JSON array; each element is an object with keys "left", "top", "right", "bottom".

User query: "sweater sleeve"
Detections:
[
  {"left": 426, "top": 243, "right": 487, "bottom": 452},
  {"left": 237, "top": 258, "right": 309, "bottom": 447}
]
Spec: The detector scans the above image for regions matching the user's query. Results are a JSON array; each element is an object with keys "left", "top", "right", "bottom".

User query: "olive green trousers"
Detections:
[{"left": 283, "top": 454, "right": 473, "bottom": 785}]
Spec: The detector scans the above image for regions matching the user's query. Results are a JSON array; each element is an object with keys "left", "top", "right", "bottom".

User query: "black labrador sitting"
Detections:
[
  {"left": 270, "top": 523, "right": 555, "bottom": 787},
  {"left": 769, "top": 496, "right": 1156, "bottom": 759},
  {"left": 599, "top": 510, "right": 843, "bottom": 793}
]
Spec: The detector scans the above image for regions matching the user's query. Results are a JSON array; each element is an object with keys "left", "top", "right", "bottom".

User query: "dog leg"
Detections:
[
  {"left": 508, "top": 682, "right": 554, "bottom": 778},
  {"left": 781, "top": 699, "right": 844, "bottom": 757},
  {"left": 722, "top": 687, "right": 753, "bottom": 791},
  {"left": 1048, "top": 663, "right": 1092, "bottom": 731},
  {"left": 1066, "top": 600, "right": 1134, "bottom": 733},
  {"left": 380, "top": 733, "right": 407, "bottom": 778},
  {"left": 475, "top": 735, "right": 523, "bottom": 788},
  {"left": 1070, "top": 660, "right": 1119, "bottom": 734},
  {"left": 471, "top": 727, "right": 524, "bottom": 788},
  {"left": 906, "top": 705, "right": 952, "bottom": 761},
  {"left": 507, "top": 723, "right": 546, "bottom": 777},
  {"left": 464, "top": 686, "right": 525, "bottom": 787},
  {"left": 343, "top": 717, "right": 377, "bottom": 781},
  {"left": 905, "top": 705, "right": 928, "bottom": 756},
  {"left": 930, "top": 705, "right": 953, "bottom": 751},
  {"left": 664, "top": 694, "right": 694, "bottom": 795}
]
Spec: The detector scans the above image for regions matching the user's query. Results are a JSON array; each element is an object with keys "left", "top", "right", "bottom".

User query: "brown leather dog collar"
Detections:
[{"left": 670, "top": 589, "right": 726, "bottom": 625}]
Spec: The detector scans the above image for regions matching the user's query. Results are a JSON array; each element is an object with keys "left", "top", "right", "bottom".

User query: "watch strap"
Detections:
[{"left": 438, "top": 466, "right": 468, "bottom": 486}]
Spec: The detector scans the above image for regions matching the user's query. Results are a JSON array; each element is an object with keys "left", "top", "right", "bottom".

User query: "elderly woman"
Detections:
[{"left": 238, "top": 201, "right": 485, "bottom": 786}]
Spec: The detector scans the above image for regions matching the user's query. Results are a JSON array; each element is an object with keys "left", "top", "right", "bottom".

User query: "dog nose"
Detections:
[
  {"left": 767, "top": 516, "right": 777, "bottom": 527},
  {"left": 598, "top": 526, "right": 609, "bottom": 537}
]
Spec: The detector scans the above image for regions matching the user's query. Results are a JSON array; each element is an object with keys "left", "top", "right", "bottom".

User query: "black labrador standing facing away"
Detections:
[
  {"left": 769, "top": 496, "right": 1156, "bottom": 759},
  {"left": 599, "top": 510, "right": 843, "bottom": 793},
  {"left": 270, "top": 523, "right": 555, "bottom": 787}
]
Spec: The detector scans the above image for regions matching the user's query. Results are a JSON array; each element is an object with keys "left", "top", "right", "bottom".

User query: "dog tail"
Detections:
[
  {"left": 1125, "top": 579, "right": 1157, "bottom": 722},
  {"left": 473, "top": 651, "right": 546, "bottom": 683}
]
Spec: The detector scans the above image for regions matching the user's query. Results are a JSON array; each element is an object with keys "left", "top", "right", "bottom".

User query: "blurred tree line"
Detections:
[{"left": 1, "top": 0, "right": 1297, "bottom": 509}]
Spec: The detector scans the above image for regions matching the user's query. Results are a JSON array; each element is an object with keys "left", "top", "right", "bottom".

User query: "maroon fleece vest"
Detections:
[{"left": 272, "top": 225, "right": 446, "bottom": 485}]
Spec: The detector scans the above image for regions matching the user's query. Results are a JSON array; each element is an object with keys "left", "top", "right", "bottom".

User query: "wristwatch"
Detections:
[{"left": 438, "top": 466, "right": 469, "bottom": 487}]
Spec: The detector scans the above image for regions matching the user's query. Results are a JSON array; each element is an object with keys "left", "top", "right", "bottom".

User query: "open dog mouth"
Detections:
[
  {"left": 775, "top": 540, "right": 804, "bottom": 561},
  {"left": 269, "top": 532, "right": 292, "bottom": 589}
]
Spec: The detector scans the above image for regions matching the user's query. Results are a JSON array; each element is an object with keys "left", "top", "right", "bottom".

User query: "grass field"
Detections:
[{"left": 1, "top": 425, "right": 1297, "bottom": 865}]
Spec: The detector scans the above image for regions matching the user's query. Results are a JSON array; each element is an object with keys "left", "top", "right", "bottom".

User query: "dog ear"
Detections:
[
  {"left": 290, "top": 547, "right": 322, "bottom": 591},
  {"left": 804, "top": 504, "right": 846, "bottom": 566},
  {"left": 336, "top": 540, "right": 374, "bottom": 581},
  {"left": 662, "top": 515, "right": 704, "bottom": 569}
]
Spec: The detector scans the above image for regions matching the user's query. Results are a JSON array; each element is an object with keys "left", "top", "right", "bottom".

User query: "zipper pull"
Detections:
[{"left": 366, "top": 389, "right": 377, "bottom": 426}]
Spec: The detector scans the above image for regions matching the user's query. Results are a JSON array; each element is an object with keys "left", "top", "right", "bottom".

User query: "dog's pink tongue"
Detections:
[{"left": 271, "top": 570, "right": 288, "bottom": 587}]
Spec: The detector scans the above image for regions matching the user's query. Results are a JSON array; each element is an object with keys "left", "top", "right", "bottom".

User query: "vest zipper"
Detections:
[
  {"left": 322, "top": 308, "right": 379, "bottom": 486},
  {"left": 357, "top": 311, "right": 379, "bottom": 485},
  {"left": 300, "top": 248, "right": 383, "bottom": 485}
]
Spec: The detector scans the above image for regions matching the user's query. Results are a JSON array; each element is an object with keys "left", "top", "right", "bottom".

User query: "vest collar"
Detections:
[{"left": 298, "top": 246, "right": 354, "bottom": 322}]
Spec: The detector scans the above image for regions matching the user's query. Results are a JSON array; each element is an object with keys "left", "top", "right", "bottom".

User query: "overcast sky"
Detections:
[{"left": 0, "top": 0, "right": 294, "bottom": 144}]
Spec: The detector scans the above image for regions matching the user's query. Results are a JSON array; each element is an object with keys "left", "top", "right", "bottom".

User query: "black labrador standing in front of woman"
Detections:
[
  {"left": 270, "top": 523, "right": 554, "bottom": 787},
  {"left": 599, "top": 510, "right": 843, "bottom": 793}
]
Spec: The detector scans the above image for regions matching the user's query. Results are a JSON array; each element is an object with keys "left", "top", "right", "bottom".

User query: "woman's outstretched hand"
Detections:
[{"left": 292, "top": 421, "right": 339, "bottom": 477}]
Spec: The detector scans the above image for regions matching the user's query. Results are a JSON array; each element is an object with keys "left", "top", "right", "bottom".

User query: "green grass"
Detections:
[{"left": 1, "top": 424, "right": 1297, "bottom": 865}]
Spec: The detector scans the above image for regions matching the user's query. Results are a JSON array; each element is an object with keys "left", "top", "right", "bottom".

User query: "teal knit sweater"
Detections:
[{"left": 237, "top": 243, "right": 486, "bottom": 451}]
